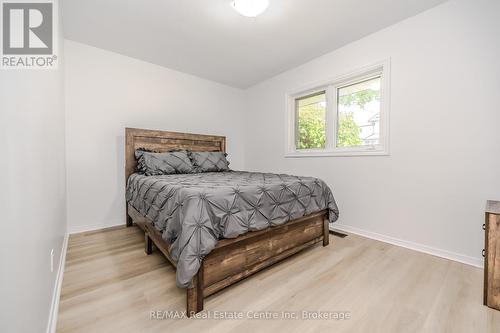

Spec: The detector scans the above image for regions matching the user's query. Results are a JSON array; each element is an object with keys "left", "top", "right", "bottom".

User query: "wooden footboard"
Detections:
[
  {"left": 202, "top": 210, "right": 328, "bottom": 298},
  {"left": 128, "top": 204, "right": 329, "bottom": 316}
]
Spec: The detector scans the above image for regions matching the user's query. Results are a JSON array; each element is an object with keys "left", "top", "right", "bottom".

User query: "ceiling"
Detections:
[{"left": 62, "top": 0, "right": 447, "bottom": 88}]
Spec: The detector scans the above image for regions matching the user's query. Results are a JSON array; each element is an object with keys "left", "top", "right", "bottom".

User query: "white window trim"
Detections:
[{"left": 285, "top": 60, "right": 391, "bottom": 158}]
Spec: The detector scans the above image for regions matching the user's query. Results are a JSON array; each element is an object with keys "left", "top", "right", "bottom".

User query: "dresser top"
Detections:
[{"left": 486, "top": 200, "right": 500, "bottom": 215}]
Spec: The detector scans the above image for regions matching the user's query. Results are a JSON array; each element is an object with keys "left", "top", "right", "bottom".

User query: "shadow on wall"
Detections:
[{"left": 105, "top": 134, "right": 125, "bottom": 226}]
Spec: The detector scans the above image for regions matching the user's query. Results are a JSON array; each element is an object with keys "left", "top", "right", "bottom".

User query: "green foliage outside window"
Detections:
[
  {"left": 337, "top": 112, "right": 362, "bottom": 147},
  {"left": 338, "top": 89, "right": 380, "bottom": 109},
  {"left": 297, "top": 101, "right": 326, "bottom": 149},
  {"left": 296, "top": 84, "right": 380, "bottom": 149}
]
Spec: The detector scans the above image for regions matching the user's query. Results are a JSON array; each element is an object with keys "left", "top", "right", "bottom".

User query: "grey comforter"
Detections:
[{"left": 126, "top": 171, "right": 339, "bottom": 288}]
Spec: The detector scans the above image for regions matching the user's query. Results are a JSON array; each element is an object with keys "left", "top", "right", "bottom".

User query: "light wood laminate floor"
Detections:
[{"left": 57, "top": 226, "right": 500, "bottom": 333}]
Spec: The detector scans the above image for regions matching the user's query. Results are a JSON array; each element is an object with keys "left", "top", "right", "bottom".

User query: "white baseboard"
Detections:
[
  {"left": 331, "top": 223, "right": 484, "bottom": 269},
  {"left": 46, "top": 232, "right": 69, "bottom": 333},
  {"left": 68, "top": 221, "right": 123, "bottom": 234}
]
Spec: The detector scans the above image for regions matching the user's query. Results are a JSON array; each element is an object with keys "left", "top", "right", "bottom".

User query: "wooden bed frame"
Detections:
[{"left": 125, "top": 128, "right": 329, "bottom": 316}]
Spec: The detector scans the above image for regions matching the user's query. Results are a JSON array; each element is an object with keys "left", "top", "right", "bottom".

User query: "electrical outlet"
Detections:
[{"left": 50, "top": 249, "right": 54, "bottom": 272}]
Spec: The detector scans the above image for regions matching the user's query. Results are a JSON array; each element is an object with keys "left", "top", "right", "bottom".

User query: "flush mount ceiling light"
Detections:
[{"left": 232, "top": 0, "right": 269, "bottom": 17}]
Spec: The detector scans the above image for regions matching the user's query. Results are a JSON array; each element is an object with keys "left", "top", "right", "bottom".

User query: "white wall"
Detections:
[
  {"left": 244, "top": 0, "right": 500, "bottom": 265},
  {"left": 64, "top": 40, "right": 246, "bottom": 233},
  {"left": 0, "top": 2, "right": 66, "bottom": 332}
]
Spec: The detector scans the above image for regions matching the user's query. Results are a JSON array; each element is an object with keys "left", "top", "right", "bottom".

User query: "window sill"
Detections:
[{"left": 285, "top": 149, "right": 389, "bottom": 158}]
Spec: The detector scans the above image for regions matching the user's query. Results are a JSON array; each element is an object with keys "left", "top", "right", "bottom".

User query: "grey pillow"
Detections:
[
  {"left": 190, "top": 152, "right": 230, "bottom": 172},
  {"left": 135, "top": 150, "right": 194, "bottom": 175}
]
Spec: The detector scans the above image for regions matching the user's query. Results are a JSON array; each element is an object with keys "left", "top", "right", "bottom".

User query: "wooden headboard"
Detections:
[{"left": 125, "top": 127, "right": 226, "bottom": 182}]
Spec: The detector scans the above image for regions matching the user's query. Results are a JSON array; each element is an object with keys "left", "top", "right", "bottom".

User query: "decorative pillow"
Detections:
[
  {"left": 135, "top": 149, "right": 194, "bottom": 175},
  {"left": 189, "top": 151, "right": 230, "bottom": 172}
]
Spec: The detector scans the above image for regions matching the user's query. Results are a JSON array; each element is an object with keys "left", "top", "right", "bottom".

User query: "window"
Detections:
[
  {"left": 286, "top": 61, "right": 389, "bottom": 157},
  {"left": 337, "top": 76, "right": 381, "bottom": 148},
  {"left": 295, "top": 91, "right": 327, "bottom": 149}
]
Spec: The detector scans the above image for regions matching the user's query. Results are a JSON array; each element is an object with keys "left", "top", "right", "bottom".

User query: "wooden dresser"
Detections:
[{"left": 484, "top": 200, "right": 500, "bottom": 310}]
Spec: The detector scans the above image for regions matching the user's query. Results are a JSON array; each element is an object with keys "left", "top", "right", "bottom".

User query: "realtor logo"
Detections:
[{"left": 1, "top": 1, "right": 57, "bottom": 69}]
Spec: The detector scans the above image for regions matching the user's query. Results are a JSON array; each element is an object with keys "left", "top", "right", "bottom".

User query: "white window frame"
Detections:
[{"left": 285, "top": 60, "right": 390, "bottom": 157}]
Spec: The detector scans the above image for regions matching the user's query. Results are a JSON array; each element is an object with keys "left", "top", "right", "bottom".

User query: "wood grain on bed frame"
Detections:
[
  {"left": 125, "top": 127, "right": 226, "bottom": 227},
  {"left": 124, "top": 127, "right": 329, "bottom": 317},
  {"left": 125, "top": 127, "right": 225, "bottom": 181}
]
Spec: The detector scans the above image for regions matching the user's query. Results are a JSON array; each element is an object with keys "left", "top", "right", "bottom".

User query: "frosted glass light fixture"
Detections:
[{"left": 232, "top": 0, "right": 269, "bottom": 17}]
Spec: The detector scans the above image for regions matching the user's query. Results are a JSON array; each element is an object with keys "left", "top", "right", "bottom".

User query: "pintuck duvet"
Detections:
[{"left": 126, "top": 171, "right": 339, "bottom": 288}]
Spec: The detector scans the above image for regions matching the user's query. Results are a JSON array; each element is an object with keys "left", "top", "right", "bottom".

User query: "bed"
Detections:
[{"left": 125, "top": 128, "right": 339, "bottom": 316}]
